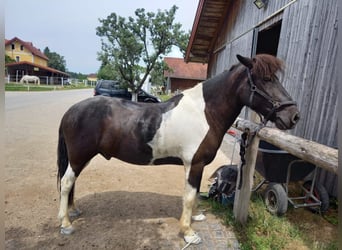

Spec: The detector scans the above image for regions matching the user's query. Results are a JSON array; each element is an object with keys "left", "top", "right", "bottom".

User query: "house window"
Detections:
[
  {"left": 20, "top": 45, "right": 24, "bottom": 51},
  {"left": 11, "top": 43, "right": 15, "bottom": 50},
  {"left": 16, "top": 56, "right": 20, "bottom": 62}
]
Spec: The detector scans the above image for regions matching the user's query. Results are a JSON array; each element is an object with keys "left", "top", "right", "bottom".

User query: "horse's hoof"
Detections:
[
  {"left": 184, "top": 232, "right": 202, "bottom": 244},
  {"left": 60, "top": 226, "right": 75, "bottom": 235},
  {"left": 69, "top": 209, "right": 82, "bottom": 217},
  {"left": 191, "top": 213, "right": 206, "bottom": 221}
]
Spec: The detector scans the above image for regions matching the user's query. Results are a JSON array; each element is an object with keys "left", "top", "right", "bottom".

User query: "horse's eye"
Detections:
[{"left": 263, "top": 76, "right": 271, "bottom": 81}]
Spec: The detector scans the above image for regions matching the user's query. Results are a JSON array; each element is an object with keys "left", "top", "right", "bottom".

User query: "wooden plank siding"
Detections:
[
  {"left": 207, "top": 0, "right": 338, "bottom": 196},
  {"left": 278, "top": 0, "right": 338, "bottom": 196}
]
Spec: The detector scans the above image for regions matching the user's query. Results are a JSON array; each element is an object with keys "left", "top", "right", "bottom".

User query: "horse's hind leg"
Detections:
[
  {"left": 68, "top": 197, "right": 82, "bottom": 217},
  {"left": 58, "top": 165, "right": 77, "bottom": 235}
]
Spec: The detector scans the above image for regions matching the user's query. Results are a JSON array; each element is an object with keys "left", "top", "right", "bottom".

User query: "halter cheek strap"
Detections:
[{"left": 246, "top": 69, "right": 297, "bottom": 124}]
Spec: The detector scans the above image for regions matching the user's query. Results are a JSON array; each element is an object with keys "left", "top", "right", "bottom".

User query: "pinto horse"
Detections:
[{"left": 57, "top": 54, "right": 300, "bottom": 244}]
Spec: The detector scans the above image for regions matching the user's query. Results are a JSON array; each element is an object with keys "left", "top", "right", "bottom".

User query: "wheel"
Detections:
[
  {"left": 264, "top": 183, "right": 288, "bottom": 215},
  {"left": 302, "top": 180, "right": 329, "bottom": 213}
]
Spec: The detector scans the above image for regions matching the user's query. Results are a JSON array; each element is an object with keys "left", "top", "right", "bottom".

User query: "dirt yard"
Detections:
[{"left": 4, "top": 90, "right": 236, "bottom": 249}]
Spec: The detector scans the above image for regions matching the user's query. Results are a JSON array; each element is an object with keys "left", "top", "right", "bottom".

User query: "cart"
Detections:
[{"left": 254, "top": 140, "right": 329, "bottom": 215}]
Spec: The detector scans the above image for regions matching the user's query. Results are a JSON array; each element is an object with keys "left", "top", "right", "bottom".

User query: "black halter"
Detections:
[{"left": 246, "top": 68, "right": 297, "bottom": 124}]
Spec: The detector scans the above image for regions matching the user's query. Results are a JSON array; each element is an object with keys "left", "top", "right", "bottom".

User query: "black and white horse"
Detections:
[{"left": 57, "top": 54, "right": 299, "bottom": 244}]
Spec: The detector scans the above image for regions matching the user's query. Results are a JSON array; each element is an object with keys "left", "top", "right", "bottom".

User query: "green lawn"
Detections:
[
  {"left": 5, "top": 83, "right": 94, "bottom": 91},
  {"left": 200, "top": 192, "right": 338, "bottom": 250}
]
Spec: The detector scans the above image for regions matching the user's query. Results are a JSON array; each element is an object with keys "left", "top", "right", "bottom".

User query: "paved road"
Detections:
[
  {"left": 5, "top": 89, "right": 93, "bottom": 111},
  {"left": 5, "top": 89, "right": 94, "bottom": 188}
]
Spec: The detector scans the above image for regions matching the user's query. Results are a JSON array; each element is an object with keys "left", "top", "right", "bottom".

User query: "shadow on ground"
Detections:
[{"left": 6, "top": 191, "right": 184, "bottom": 250}]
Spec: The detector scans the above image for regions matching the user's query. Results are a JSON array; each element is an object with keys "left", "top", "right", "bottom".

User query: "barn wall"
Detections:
[
  {"left": 208, "top": 0, "right": 338, "bottom": 196},
  {"left": 278, "top": 0, "right": 338, "bottom": 196},
  {"left": 278, "top": 0, "right": 338, "bottom": 147},
  {"left": 208, "top": 0, "right": 290, "bottom": 76}
]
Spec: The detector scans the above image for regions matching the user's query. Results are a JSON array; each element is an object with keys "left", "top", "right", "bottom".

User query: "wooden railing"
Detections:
[{"left": 232, "top": 117, "right": 338, "bottom": 224}]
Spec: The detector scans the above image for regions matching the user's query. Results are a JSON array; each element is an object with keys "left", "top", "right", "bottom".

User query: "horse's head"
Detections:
[{"left": 236, "top": 54, "right": 300, "bottom": 130}]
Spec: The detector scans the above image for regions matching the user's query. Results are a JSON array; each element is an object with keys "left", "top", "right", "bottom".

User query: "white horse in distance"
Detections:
[{"left": 20, "top": 75, "right": 40, "bottom": 85}]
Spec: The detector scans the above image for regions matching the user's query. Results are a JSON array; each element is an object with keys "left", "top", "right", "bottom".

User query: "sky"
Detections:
[{"left": 5, "top": 0, "right": 199, "bottom": 74}]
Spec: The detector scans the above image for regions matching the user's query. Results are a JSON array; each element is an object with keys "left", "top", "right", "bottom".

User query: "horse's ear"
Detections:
[{"left": 236, "top": 54, "right": 254, "bottom": 69}]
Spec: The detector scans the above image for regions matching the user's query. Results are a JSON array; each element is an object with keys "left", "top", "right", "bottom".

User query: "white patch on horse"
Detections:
[
  {"left": 58, "top": 165, "right": 76, "bottom": 224},
  {"left": 148, "top": 83, "right": 209, "bottom": 164}
]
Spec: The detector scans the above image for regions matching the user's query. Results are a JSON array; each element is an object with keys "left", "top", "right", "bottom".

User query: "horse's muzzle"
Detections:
[{"left": 274, "top": 107, "right": 300, "bottom": 130}]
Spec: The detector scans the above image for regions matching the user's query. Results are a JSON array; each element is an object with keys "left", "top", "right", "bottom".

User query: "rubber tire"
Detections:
[
  {"left": 264, "top": 183, "right": 288, "bottom": 216},
  {"left": 303, "top": 180, "right": 329, "bottom": 213}
]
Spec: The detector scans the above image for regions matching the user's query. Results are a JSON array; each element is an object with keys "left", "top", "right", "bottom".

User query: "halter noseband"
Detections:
[{"left": 246, "top": 68, "right": 297, "bottom": 124}]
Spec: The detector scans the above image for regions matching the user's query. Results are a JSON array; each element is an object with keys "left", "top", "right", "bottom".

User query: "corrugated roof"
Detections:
[
  {"left": 5, "top": 37, "right": 49, "bottom": 61},
  {"left": 164, "top": 57, "right": 207, "bottom": 80}
]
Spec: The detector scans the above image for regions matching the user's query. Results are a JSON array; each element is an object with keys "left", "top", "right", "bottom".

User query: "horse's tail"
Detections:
[{"left": 57, "top": 126, "right": 74, "bottom": 205}]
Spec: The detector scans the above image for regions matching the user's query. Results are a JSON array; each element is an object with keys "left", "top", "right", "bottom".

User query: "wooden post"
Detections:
[
  {"left": 233, "top": 112, "right": 260, "bottom": 224},
  {"left": 233, "top": 131, "right": 260, "bottom": 224}
]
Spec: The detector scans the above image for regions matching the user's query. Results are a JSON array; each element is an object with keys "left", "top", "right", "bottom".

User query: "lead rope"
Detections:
[
  {"left": 238, "top": 131, "right": 248, "bottom": 189},
  {"left": 237, "top": 123, "right": 264, "bottom": 190}
]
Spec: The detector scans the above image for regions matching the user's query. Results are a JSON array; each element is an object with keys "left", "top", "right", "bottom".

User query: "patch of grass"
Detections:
[
  {"left": 5, "top": 83, "right": 53, "bottom": 91},
  {"left": 5, "top": 83, "right": 93, "bottom": 91},
  {"left": 158, "top": 94, "right": 172, "bottom": 102},
  {"left": 201, "top": 192, "right": 338, "bottom": 250},
  {"left": 323, "top": 198, "right": 338, "bottom": 226}
]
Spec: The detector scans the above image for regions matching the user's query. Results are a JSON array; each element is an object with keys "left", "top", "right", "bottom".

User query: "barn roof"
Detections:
[
  {"left": 185, "top": 0, "right": 231, "bottom": 63},
  {"left": 5, "top": 37, "right": 49, "bottom": 61},
  {"left": 164, "top": 57, "right": 207, "bottom": 80},
  {"left": 6, "top": 61, "right": 69, "bottom": 76}
]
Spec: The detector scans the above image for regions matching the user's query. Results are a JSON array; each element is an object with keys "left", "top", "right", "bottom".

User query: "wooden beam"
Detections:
[{"left": 234, "top": 118, "right": 338, "bottom": 175}]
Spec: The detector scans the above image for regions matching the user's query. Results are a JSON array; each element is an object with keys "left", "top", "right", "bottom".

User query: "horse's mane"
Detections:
[{"left": 252, "top": 54, "right": 284, "bottom": 77}]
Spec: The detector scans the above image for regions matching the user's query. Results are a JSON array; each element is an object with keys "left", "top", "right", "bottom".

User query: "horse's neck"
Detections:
[{"left": 202, "top": 71, "right": 244, "bottom": 133}]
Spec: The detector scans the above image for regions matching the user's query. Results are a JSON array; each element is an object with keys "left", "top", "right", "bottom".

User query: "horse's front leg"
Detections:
[{"left": 180, "top": 164, "right": 205, "bottom": 244}]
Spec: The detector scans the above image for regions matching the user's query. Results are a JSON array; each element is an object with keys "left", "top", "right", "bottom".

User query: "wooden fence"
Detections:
[{"left": 232, "top": 118, "right": 338, "bottom": 224}]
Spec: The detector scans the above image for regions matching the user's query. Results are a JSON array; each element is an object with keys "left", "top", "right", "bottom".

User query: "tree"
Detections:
[
  {"left": 149, "top": 60, "right": 169, "bottom": 86},
  {"left": 5, "top": 54, "right": 15, "bottom": 76},
  {"left": 43, "top": 47, "right": 67, "bottom": 72},
  {"left": 5, "top": 54, "right": 15, "bottom": 64},
  {"left": 96, "top": 52, "right": 119, "bottom": 80},
  {"left": 96, "top": 5, "right": 189, "bottom": 101}
]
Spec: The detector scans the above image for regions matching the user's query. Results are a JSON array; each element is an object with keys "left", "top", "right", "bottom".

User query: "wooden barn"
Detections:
[
  {"left": 186, "top": 0, "right": 338, "bottom": 196},
  {"left": 164, "top": 57, "right": 207, "bottom": 93}
]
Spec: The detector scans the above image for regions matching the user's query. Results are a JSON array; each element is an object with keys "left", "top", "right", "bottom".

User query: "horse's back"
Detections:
[{"left": 61, "top": 96, "right": 112, "bottom": 130}]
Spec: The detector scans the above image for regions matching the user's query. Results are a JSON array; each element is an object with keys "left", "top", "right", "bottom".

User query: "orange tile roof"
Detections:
[
  {"left": 164, "top": 57, "right": 207, "bottom": 80},
  {"left": 5, "top": 37, "right": 49, "bottom": 61},
  {"left": 87, "top": 73, "right": 97, "bottom": 78}
]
